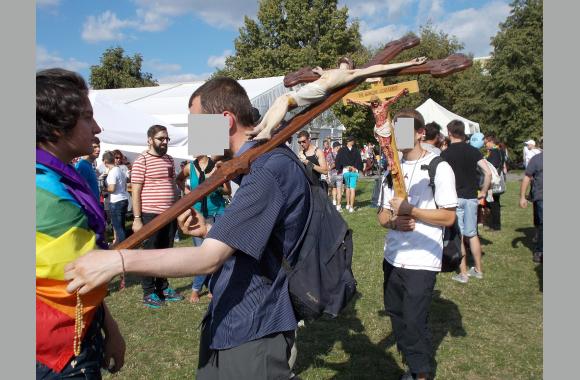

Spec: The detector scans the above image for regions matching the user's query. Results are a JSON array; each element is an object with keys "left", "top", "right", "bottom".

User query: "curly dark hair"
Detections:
[{"left": 37, "top": 68, "right": 89, "bottom": 144}]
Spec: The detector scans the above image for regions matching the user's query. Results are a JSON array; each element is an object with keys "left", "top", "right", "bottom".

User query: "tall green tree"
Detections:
[
  {"left": 90, "top": 46, "right": 158, "bottom": 89},
  {"left": 217, "top": 0, "right": 365, "bottom": 79},
  {"left": 485, "top": 0, "right": 543, "bottom": 149}
]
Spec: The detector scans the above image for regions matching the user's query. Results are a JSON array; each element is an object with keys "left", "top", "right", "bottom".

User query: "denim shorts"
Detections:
[{"left": 456, "top": 198, "right": 478, "bottom": 237}]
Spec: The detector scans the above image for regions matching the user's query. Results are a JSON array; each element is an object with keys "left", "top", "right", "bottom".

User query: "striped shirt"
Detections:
[
  {"left": 131, "top": 152, "right": 177, "bottom": 214},
  {"left": 205, "top": 144, "right": 310, "bottom": 350}
]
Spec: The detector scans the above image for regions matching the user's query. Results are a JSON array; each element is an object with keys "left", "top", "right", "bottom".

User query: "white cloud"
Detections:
[
  {"left": 146, "top": 59, "right": 182, "bottom": 73},
  {"left": 436, "top": 1, "right": 511, "bottom": 56},
  {"left": 342, "top": 0, "right": 414, "bottom": 22},
  {"left": 360, "top": 22, "right": 411, "bottom": 48},
  {"left": 36, "top": 45, "right": 90, "bottom": 72},
  {"left": 157, "top": 72, "right": 211, "bottom": 84},
  {"left": 207, "top": 50, "right": 232, "bottom": 69},
  {"left": 132, "top": 0, "right": 258, "bottom": 30},
  {"left": 37, "top": 0, "right": 61, "bottom": 8},
  {"left": 82, "top": 11, "right": 137, "bottom": 43},
  {"left": 416, "top": 0, "right": 445, "bottom": 24}
]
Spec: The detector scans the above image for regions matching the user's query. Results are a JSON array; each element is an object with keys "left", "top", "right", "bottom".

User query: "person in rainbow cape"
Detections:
[{"left": 36, "top": 68, "right": 125, "bottom": 378}]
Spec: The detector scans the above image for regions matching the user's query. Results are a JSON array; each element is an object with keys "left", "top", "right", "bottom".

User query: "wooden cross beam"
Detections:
[{"left": 115, "top": 36, "right": 472, "bottom": 250}]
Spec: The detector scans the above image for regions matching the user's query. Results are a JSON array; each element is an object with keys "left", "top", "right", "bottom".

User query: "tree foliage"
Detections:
[
  {"left": 484, "top": 0, "right": 543, "bottom": 149},
  {"left": 217, "top": 0, "right": 365, "bottom": 79},
  {"left": 89, "top": 47, "right": 158, "bottom": 89}
]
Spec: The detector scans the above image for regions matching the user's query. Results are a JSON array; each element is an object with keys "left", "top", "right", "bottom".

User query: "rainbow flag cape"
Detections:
[{"left": 36, "top": 148, "right": 108, "bottom": 372}]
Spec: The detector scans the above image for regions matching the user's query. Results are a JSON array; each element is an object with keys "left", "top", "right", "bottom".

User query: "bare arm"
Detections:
[
  {"left": 65, "top": 238, "right": 235, "bottom": 295},
  {"left": 477, "top": 159, "right": 492, "bottom": 195},
  {"left": 101, "top": 302, "right": 125, "bottom": 373},
  {"left": 389, "top": 198, "right": 456, "bottom": 227},
  {"left": 314, "top": 149, "right": 328, "bottom": 174},
  {"left": 377, "top": 208, "right": 416, "bottom": 231},
  {"left": 131, "top": 183, "right": 144, "bottom": 231},
  {"left": 519, "top": 175, "right": 532, "bottom": 208},
  {"left": 176, "top": 164, "right": 189, "bottom": 191}
]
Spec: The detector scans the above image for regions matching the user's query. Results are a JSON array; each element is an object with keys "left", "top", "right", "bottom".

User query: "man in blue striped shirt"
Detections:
[{"left": 66, "top": 77, "right": 310, "bottom": 379}]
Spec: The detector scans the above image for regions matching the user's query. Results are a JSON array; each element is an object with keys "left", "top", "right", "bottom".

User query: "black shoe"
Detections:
[{"left": 533, "top": 252, "right": 543, "bottom": 263}]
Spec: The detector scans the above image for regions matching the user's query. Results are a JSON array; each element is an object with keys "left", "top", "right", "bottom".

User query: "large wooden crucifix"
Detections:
[{"left": 115, "top": 35, "right": 472, "bottom": 250}]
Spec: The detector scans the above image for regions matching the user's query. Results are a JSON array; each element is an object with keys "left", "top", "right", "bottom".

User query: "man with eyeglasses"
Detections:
[{"left": 130, "top": 125, "right": 184, "bottom": 308}]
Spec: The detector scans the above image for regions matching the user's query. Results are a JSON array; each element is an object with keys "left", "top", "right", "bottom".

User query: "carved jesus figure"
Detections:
[{"left": 247, "top": 57, "right": 426, "bottom": 140}]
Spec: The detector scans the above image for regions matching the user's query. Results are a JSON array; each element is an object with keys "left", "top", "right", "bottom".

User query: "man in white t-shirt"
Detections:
[
  {"left": 523, "top": 139, "right": 541, "bottom": 168},
  {"left": 102, "top": 151, "right": 130, "bottom": 245},
  {"left": 377, "top": 109, "right": 458, "bottom": 380}
]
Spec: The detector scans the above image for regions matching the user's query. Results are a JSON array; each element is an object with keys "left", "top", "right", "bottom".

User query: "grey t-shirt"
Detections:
[{"left": 525, "top": 152, "right": 543, "bottom": 201}]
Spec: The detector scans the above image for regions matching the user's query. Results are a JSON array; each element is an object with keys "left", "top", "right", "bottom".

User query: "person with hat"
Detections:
[{"left": 523, "top": 139, "right": 542, "bottom": 168}]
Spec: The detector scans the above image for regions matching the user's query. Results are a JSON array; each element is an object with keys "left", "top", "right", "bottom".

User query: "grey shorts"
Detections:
[
  {"left": 328, "top": 173, "right": 343, "bottom": 188},
  {"left": 197, "top": 322, "right": 295, "bottom": 380}
]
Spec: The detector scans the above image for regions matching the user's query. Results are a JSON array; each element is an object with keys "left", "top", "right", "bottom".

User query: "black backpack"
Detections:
[
  {"left": 274, "top": 148, "right": 357, "bottom": 321},
  {"left": 421, "top": 156, "right": 463, "bottom": 272}
]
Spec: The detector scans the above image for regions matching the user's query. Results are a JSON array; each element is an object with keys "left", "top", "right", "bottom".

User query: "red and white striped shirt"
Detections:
[{"left": 131, "top": 152, "right": 177, "bottom": 214}]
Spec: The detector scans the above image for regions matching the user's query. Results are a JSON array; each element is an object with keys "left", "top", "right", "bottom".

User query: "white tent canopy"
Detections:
[
  {"left": 415, "top": 98, "right": 480, "bottom": 136},
  {"left": 89, "top": 76, "right": 345, "bottom": 162}
]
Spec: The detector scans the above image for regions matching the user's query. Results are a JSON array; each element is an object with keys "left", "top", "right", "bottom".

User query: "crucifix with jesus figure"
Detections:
[{"left": 114, "top": 35, "right": 472, "bottom": 250}]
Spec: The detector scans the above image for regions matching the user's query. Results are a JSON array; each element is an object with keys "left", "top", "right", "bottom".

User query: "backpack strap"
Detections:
[
  {"left": 421, "top": 155, "right": 444, "bottom": 206},
  {"left": 266, "top": 147, "right": 314, "bottom": 271}
]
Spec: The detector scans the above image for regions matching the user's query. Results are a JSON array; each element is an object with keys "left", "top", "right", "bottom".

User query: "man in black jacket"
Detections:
[{"left": 335, "top": 136, "right": 363, "bottom": 212}]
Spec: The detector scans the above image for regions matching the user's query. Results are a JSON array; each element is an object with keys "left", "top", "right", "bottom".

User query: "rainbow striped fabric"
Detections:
[{"left": 36, "top": 148, "right": 108, "bottom": 372}]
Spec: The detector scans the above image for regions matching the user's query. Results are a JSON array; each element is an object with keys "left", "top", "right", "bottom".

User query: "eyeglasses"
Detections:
[
  {"left": 154, "top": 137, "right": 171, "bottom": 142},
  {"left": 298, "top": 139, "right": 308, "bottom": 144}
]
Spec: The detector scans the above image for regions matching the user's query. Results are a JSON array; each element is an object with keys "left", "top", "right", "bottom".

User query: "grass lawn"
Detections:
[{"left": 104, "top": 174, "right": 542, "bottom": 379}]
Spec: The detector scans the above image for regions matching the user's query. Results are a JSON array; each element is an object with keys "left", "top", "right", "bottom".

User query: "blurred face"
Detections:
[
  {"left": 149, "top": 130, "right": 170, "bottom": 156},
  {"left": 114, "top": 153, "right": 123, "bottom": 164}
]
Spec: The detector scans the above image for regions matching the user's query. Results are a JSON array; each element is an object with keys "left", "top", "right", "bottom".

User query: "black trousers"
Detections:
[
  {"left": 488, "top": 193, "right": 501, "bottom": 230},
  {"left": 140, "top": 212, "right": 177, "bottom": 298},
  {"left": 197, "top": 321, "right": 294, "bottom": 380},
  {"left": 383, "top": 260, "right": 437, "bottom": 375}
]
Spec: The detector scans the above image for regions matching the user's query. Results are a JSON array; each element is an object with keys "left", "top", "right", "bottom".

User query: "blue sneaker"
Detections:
[
  {"left": 143, "top": 293, "right": 165, "bottom": 309},
  {"left": 163, "top": 287, "right": 184, "bottom": 302}
]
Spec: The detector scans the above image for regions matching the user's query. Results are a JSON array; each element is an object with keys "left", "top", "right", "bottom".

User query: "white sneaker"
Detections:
[
  {"left": 348, "top": 206, "right": 354, "bottom": 213},
  {"left": 332, "top": 199, "right": 337, "bottom": 206},
  {"left": 336, "top": 205, "right": 342, "bottom": 212},
  {"left": 467, "top": 267, "right": 483, "bottom": 279}
]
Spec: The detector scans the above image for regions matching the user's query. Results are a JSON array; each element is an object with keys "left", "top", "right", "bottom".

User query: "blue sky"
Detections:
[{"left": 36, "top": 0, "right": 512, "bottom": 85}]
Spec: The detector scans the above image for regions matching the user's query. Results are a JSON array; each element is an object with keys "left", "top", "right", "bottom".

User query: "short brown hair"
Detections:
[
  {"left": 297, "top": 130, "right": 310, "bottom": 139},
  {"left": 189, "top": 77, "right": 254, "bottom": 126},
  {"left": 447, "top": 120, "right": 466, "bottom": 138}
]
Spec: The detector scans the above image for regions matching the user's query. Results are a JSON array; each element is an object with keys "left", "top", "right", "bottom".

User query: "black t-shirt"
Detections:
[
  {"left": 487, "top": 148, "right": 503, "bottom": 171},
  {"left": 303, "top": 147, "right": 321, "bottom": 180},
  {"left": 441, "top": 142, "right": 483, "bottom": 199}
]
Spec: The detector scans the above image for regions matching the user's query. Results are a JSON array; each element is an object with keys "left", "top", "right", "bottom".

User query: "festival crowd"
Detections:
[{"left": 36, "top": 68, "right": 542, "bottom": 380}]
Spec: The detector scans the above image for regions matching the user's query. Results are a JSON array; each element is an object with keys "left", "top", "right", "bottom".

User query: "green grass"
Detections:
[{"left": 103, "top": 175, "right": 542, "bottom": 379}]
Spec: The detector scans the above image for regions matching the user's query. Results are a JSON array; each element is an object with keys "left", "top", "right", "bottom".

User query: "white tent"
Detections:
[
  {"left": 89, "top": 76, "right": 345, "bottom": 162},
  {"left": 415, "top": 98, "right": 480, "bottom": 136}
]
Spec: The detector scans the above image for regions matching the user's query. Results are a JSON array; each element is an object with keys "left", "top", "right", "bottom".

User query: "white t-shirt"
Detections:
[
  {"left": 523, "top": 146, "right": 541, "bottom": 168},
  {"left": 106, "top": 166, "right": 129, "bottom": 203},
  {"left": 378, "top": 152, "right": 458, "bottom": 271}
]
